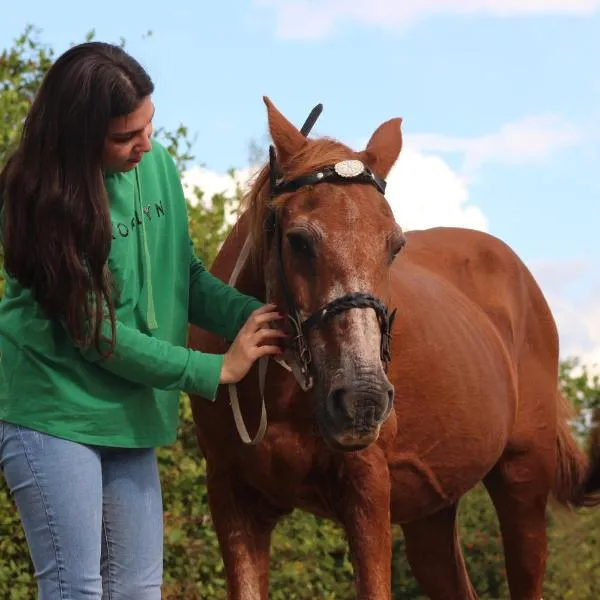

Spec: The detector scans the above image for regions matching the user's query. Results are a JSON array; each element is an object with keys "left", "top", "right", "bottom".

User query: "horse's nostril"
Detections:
[
  {"left": 329, "top": 387, "right": 351, "bottom": 421},
  {"left": 331, "top": 387, "right": 343, "bottom": 408}
]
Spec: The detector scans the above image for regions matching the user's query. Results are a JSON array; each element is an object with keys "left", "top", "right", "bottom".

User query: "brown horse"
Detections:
[{"left": 189, "top": 97, "right": 599, "bottom": 599}]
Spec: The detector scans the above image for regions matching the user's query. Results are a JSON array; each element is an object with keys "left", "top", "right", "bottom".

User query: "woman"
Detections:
[{"left": 0, "top": 42, "right": 283, "bottom": 599}]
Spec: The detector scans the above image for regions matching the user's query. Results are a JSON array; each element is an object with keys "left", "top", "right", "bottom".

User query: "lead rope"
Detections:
[
  {"left": 226, "top": 236, "right": 270, "bottom": 445},
  {"left": 227, "top": 344, "right": 269, "bottom": 445},
  {"left": 226, "top": 232, "right": 313, "bottom": 444}
]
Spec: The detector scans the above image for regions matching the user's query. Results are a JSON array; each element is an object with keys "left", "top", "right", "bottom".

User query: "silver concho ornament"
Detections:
[{"left": 334, "top": 159, "right": 365, "bottom": 178}]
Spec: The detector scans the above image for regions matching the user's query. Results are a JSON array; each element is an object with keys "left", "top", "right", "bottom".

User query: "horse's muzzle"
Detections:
[{"left": 318, "top": 376, "right": 394, "bottom": 451}]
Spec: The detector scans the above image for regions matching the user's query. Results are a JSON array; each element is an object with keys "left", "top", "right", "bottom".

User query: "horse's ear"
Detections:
[
  {"left": 263, "top": 96, "right": 308, "bottom": 167},
  {"left": 358, "top": 118, "right": 403, "bottom": 179}
]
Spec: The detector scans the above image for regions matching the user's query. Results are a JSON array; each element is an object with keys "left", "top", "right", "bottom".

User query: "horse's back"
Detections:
[
  {"left": 397, "top": 226, "right": 558, "bottom": 363},
  {"left": 385, "top": 227, "right": 560, "bottom": 519}
]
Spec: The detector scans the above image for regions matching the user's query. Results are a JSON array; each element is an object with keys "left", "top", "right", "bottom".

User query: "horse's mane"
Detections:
[{"left": 240, "top": 137, "right": 360, "bottom": 259}]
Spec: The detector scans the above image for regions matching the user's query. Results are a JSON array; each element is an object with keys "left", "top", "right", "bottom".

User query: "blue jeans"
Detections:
[{"left": 0, "top": 422, "right": 163, "bottom": 599}]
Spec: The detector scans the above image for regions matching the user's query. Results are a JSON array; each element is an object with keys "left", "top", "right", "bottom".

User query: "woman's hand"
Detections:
[{"left": 219, "top": 304, "right": 287, "bottom": 385}]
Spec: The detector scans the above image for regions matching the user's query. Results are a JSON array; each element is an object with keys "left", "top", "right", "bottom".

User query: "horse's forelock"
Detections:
[{"left": 242, "top": 137, "right": 360, "bottom": 260}]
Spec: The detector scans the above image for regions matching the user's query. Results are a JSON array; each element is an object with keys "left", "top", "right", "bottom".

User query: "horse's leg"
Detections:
[
  {"left": 483, "top": 450, "right": 551, "bottom": 600},
  {"left": 207, "top": 477, "right": 282, "bottom": 600},
  {"left": 337, "top": 452, "right": 393, "bottom": 600},
  {"left": 401, "top": 503, "right": 479, "bottom": 600}
]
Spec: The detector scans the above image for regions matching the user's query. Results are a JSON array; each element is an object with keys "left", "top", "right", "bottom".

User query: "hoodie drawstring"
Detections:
[{"left": 134, "top": 167, "right": 158, "bottom": 331}]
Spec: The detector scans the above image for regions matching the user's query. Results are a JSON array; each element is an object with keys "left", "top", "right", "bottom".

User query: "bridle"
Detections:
[
  {"left": 226, "top": 104, "right": 397, "bottom": 445},
  {"left": 264, "top": 122, "right": 397, "bottom": 391}
]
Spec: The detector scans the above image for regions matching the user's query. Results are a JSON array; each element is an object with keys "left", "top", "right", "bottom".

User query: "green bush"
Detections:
[{"left": 0, "top": 480, "right": 34, "bottom": 599}]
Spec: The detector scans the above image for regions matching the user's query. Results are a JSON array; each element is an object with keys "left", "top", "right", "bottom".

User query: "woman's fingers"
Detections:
[
  {"left": 250, "top": 311, "right": 284, "bottom": 329},
  {"left": 254, "top": 328, "right": 288, "bottom": 342},
  {"left": 220, "top": 305, "right": 290, "bottom": 384},
  {"left": 253, "top": 344, "right": 283, "bottom": 358},
  {"left": 247, "top": 304, "right": 284, "bottom": 323}
]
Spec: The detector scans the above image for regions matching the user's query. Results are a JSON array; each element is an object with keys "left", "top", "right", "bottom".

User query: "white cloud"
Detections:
[
  {"left": 385, "top": 146, "right": 488, "bottom": 231},
  {"left": 182, "top": 145, "right": 486, "bottom": 232},
  {"left": 182, "top": 165, "right": 256, "bottom": 205},
  {"left": 529, "top": 260, "right": 600, "bottom": 373},
  {"left": 410, "top": 114, "right": 584, "bottom": 179},
  {"left": 182, "top": 165, "right": 258, "bottom": 224},
  {"left": 255, "top": 0, "right": 599, "bottom": 39},
  {"left": 559, "top": 301, "right": 600, "bottom": 372}
]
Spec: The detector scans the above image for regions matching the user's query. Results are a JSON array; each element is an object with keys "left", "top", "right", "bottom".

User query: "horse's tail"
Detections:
[
  {"left": 554, "top": 393, "right": 600, "bottom": 508},
  {"left": 576, "top": 407, "right": 600, "bottom": 507}
]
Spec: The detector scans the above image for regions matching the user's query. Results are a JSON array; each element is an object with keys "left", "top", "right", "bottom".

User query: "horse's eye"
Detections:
[
  {"left": 287, "top": 231, "right": 315, "bottom": 258},
  {"left": 389, "top": 233, "right": 406, "bottom": 262}
]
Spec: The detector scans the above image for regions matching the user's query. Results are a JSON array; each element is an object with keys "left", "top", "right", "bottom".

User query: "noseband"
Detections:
[{"left": 266, "top": 146, "right": 397, "bottom": 390}]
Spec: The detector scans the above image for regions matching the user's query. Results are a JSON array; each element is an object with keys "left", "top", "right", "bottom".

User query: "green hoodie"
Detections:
[{"left": 0, "top": 140, "right": 262, "bottom": 448}]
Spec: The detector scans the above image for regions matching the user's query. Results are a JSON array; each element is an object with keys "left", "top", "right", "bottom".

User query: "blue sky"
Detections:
[{"left": 2, "top": 0, "right": 599, "bottom": 366}]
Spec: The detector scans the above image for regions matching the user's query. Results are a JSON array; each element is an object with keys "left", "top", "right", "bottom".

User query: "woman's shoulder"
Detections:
[{"left": 144, "top": 139, "right": 178, "bottom": 173}]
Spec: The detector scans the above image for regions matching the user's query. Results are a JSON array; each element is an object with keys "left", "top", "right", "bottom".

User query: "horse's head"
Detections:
[{"left": 247, "top": 97, "right": 405, "bottom": 452}]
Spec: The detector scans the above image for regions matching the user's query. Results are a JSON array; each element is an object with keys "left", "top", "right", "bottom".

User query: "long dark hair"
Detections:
[{"left": 0, "top": 42, "right": 154, "bottom": 354}]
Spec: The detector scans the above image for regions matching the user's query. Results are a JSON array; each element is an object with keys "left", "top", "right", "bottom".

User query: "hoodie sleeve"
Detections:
[
  {"left": 153, "top": 140, "right": 263, "bottom": 340},
  {"left": 188, "top": 241, "right": 264, "bottom": 341},
  {"left": 78, "top": 319, "right": 225, "bottom": 401}
]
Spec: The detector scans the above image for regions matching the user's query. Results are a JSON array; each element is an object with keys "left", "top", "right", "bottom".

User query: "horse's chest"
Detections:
[
  {"left": 242, "top": 425, "right": 308, "bottom": 474},
  {"left": 239, "top": 427, "right": 335, "bottom": 514}
]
